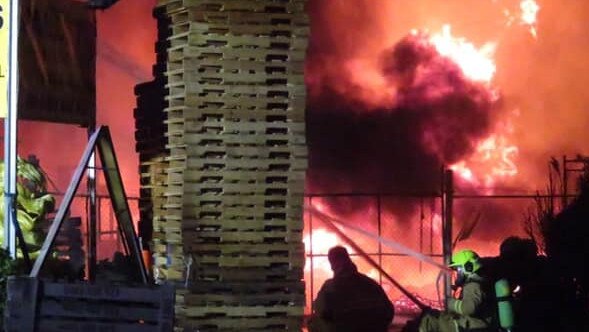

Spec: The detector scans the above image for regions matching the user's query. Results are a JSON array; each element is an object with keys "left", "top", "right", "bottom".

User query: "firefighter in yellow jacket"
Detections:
[{"left": 419, "top": 249, "right": 497, "bottom": 332}]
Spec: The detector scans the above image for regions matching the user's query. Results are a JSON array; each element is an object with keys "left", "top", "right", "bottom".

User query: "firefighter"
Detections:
[
  {"left": 308, "top": 246, "right": 395, "bottom": 332},
  {"left": 418, "top": 249, "right": 497, "bottom": 332}
]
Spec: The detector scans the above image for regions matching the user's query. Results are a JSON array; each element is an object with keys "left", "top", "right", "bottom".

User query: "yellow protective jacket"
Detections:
[{"left": 448, "top": 274, "right": 497, "bottom": 331}]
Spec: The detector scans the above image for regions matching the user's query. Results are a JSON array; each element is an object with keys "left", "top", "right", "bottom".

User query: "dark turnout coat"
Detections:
[{"left": 310, "top": 264, "right": 395, "bottom": 332}]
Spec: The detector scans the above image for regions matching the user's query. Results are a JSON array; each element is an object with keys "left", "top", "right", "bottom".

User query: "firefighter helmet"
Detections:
[
  {"left": 449, "top": 249, "right": 481, "bottom": 286},
  {"left": 449, "top": 249, "right": 481, "bottom": 273}
]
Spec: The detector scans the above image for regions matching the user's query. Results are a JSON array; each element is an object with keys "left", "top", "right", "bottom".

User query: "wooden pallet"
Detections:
[
  {"left": 179, "top": 293, "right": 305, "bottom": 307},
  {"left": 166, "top": 159, "right": 307, "bottom": 173},
  {"left": 177, "top": 304, "right": 302, "bottom": 319},
  {"left": 165, "top": 203, "right": 303, "bottom": 216},
  {"left": 167, "top": 62, "right": 304, "bottom": 82},
  {"left": 166, "top": 148, "right": 307, "bottom": 164},
  {"left": 168, "top": 166, "right": 306, "bottom": 181},
  {"left": 155, "top": 252, "right": 304, "bottom": 269},
  {"left": 178, "top": 316, "right": 301, "bottom": 331},
  {"left": 161, "top": 0, "right": 306, "bottom": 14},
  {"left": 170, "top": 11, "right": 306, "bottom": 27},
  {"left": 158, "top": 242, "right": 304, "bottom": 256},
  {"left": 167, "top": 107, "right": 304, "bottom": 123},
  {"left": 166, "top": 99, "right": 305, "bottom": 117},
  {"left": 171, "top": 21, "right": 309, "bottom": 38},
  {"left": 153, "top": 217, "right": 303, "bottom": 234},
  {"left": 166, "top": 168, "right": 305, "bottom": 184},
  {"left": 168, "top": 45, "right": 306, "bottom": 62},
  {"left": 166, "top": 134, "right": 305, "bottom": 152},
  {"left": 167, "top": 63, "right": 304, "bottom": 80},
  {"left": 160, "top": 228, "right": 303, "bottom": 243},
  {"left": 165, "top": 182, "right": 304, "bottom": 196},
  {"left": 185, "top": 280, "right": 304, "bottom": 294},
  {"left": 165, "top": 82, "right": 304, "bottom": 97},
  {"left": 163, "top": 206, "right": 304, "bottom": 221},
  {"left": 5, "top": 277, "right": 175, "bottom": 332},
  {"left": 169, "top": 31, "right": 307, "bottom": 49},
  {"left": 156, "top": 265, "right": 303, "bottom": 282},
  {"left": 167, "top": 119, "right": 305, "bottom": 135},
  {"left": 166, "top": 89, "right": 305, "bottom": 107}
]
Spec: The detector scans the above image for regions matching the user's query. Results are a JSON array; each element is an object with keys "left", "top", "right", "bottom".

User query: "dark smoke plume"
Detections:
[{"left": 307, "top": 32, "right": 498, "bottom": 197}]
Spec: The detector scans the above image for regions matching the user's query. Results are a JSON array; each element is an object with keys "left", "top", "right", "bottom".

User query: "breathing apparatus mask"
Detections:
[{"left": 453, "top": 266, "right": 467, "bottom": 287}]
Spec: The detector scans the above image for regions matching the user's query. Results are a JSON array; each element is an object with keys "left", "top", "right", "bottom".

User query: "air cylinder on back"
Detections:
[{"left": 495, "top": 278, "right": 515, "bottom": 331}]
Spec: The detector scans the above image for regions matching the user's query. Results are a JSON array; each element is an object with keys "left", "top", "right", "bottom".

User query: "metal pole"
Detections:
[
  {"left": 377, "top": 195, "right": 382, "bottom": 285},
  {"left": 309, "top": 196, "right": 314, "bottom": 313},
  {"left": 443, "top": 170, "right": 454, "bottom": 308},
  {"left": 87, "top": 128, "right": 97, "bottom": 282},
  {"left": 562, "top": 155, "right": 568, "bottom": 207},
  {"left": 3, "top": 0, "right": 18, "bottom": 257}
]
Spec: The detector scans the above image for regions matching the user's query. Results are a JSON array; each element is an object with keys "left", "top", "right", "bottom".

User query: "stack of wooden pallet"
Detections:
[
  {"left": 144, "top": 0, "right": 309, "bottom": 330},
  {"left": 135, "top": 7, "right": 172, "bottom": 250}
]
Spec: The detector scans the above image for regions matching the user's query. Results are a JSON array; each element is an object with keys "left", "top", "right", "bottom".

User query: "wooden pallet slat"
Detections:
[
  {"left": 178, "top": 304, "right": 303, "bottom": 318},
  {"left": 156, "top": 264, "right": 303, "bottom": 282},
  {"left": 169, "top": 9, "right": 309, "bottom": 26},
  {"left": 168, "top": 45, "right": 306, "bottom": 62},
  {"left": 178, "top": 316, "right": 302, "bottom": 331},
  {"left": 172, "top": 21, "right": 310, "bottom": 38},
  {"left": 153, "top": 217, "right": 304, "bottom": 234}
]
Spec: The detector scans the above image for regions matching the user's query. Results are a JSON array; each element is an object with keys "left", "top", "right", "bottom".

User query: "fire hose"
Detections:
[{"left": 305, "top": 204, "right": 452, "bottom": 311}]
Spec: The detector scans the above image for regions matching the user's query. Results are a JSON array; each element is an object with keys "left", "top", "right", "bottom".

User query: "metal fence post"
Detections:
[{"left": 442, "top": 169, "right": 454, "bottom": 308}]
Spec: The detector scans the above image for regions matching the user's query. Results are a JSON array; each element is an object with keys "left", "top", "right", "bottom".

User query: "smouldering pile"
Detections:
[{"left": 140, "top": 0, "right": 309, "bottom": 330}]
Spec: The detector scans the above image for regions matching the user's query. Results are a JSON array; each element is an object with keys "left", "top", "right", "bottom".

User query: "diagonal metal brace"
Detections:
[{"left": 30, "top": 126, "right": 148, "bottom": 284}]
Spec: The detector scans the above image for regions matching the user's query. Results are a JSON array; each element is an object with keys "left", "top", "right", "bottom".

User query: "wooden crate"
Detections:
[{"left": 5, "top": 277, "right": 175, "bottom": 332}]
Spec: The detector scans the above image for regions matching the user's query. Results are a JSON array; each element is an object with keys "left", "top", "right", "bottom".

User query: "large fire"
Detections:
[
  {"left": 305, "top": 0, "right": 546, "bottom": 316},
  {"left": 423, "top": 24, "right": 520, "bottom": 187}
]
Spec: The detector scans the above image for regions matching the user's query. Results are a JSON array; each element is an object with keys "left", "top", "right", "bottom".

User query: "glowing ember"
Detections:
[
  {"left": 502, "top": 0, "right": 540, "bottom": 38},
  {"left": 520, "top": 0, "right": 540, "bottom": 38},
  {"left": 429, "top": 25, "right": 497, "bottom": 83}
]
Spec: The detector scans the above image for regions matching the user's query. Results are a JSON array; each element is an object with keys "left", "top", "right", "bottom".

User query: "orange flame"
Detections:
[
  {"left": 429, "top": 25, "right": 497, "bottom": 83},
  {"left": 426, "top": 25, "right": 519, "bottom": 187},
  {"left": 451, "top": 118, "right": 519, "bottom": 188}
]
